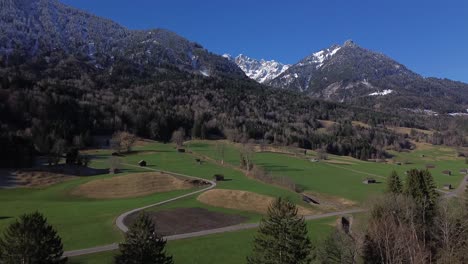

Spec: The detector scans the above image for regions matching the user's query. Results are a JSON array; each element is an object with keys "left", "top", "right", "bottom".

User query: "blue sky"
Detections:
[{"left": 61, "top": 0, "right": 468, "bottom": 82}]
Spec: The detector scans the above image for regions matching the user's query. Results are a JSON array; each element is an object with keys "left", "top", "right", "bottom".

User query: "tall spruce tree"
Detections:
[
  {"left": 115, "top": 213, "right": 173, "bottom": 264},
  {"left": 387, "top": 170, "right": 403, "bottom": 194},
  {"left": 247, "top": 198, "right": 312, "bottom": 264},
  {"left": 404, "top": 169, "right": 439, "bottom": 224},
  {"left": 0, "top": 212, "right": 66, "bottom": 264}
]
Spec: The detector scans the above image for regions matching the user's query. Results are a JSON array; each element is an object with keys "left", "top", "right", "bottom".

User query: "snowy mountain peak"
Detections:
[
  {"left": 226, "top": 54, "right": 290, "bottom": 83},
  {"left": 299, "top": 45, "right": 342, "bottom": 69}
]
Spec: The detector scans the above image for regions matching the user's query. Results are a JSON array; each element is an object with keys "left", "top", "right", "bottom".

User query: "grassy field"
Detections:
[
  {"left": 69, "top": 217, "right": 337, "bottom": 264},
  {"left": 0, "top": 142, "right": 308, "bottom": 250},
  {"left": 187, "top": 140, "right": 467, "bottom": 202},
  {"left": 1, "top": 139, "right": 465, "bottom": 260}
]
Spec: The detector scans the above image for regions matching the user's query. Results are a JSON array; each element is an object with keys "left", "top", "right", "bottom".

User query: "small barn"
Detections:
[
  {"left": 302, "top": 194, "right": 320, "bottom": 204},
  {"left": 362, "top": 178, "right": 377, "bottom": 184},
  {"left": 460, "top": 169, "right": 467, "bottom": 175},
  {"left": 443, "top": 184, "right": 452, "bottom": 190},
  {"left": 138, "top": 160, "right": 147, "bottom": 167},
  {"left": 195, "top": 158, "right": 202, "bottom": 165},
  {"left": 426, "top": 164, "right": 436, "bottom": 169},
  {"left": 442, "top": 170, "right": 452, "bottom": 176},
  {"left": 213, "top": 174, "right": 225, "bottom": 181}
]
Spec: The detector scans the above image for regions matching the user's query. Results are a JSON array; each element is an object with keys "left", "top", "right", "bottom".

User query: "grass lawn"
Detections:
[
  {"left": 186, "top": 140, "right": 467, "bottom": 203},
  {"left": 2, "top": 140, "right": 465, "bottom": 255},
  {"left": 0, "top": 142, "right": 307, "bottom": 250},
  {"left": 69, "top": 217, "right": 338, "bottom": 264}
]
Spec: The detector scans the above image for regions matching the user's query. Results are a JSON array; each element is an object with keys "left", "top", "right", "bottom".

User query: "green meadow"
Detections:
[
  {"left": 0, "top": 139, "right": 466, "bottom": 261},
  {"left": 69, "top": 217, "right": 337, "bottom": 264}
]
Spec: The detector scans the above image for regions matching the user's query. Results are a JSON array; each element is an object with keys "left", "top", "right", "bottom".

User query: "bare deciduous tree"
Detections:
[
  {"left": 240, "top": 143, "right": 254, "bottom": 171},
  {"left": 216, "top": 141, "right": 226, "bottom": 165},
  {"left": 111, "top": 131, "right": 137, "bottom": 153},
  {"left": 109, "top": 156, "right": 121, "bottom": 174},
  {"left": 171, "top": 128, "right": 185, "bottom": 148}
]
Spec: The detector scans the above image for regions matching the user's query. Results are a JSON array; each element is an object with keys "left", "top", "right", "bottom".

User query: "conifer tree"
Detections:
[
  {"left": 247, "top": 198, "right": 312, "bottom": 264},
  {"left": 0, "top": 212, "right": 66, "bottom": 264},
  {"left": 115, "top": 213, "right": 173, "bottom": 264},
  {"left": 386, "top": 170, "right": 403, "bottom": 194},
  {"left": 404, "top": 169, "right": 439, "bottom": 224}
]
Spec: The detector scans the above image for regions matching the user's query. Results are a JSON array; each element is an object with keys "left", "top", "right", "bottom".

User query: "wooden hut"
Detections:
[
  {"left": 442, "top": 170, "right": 452, "bottom": 176},
  {"left": 213, "top": 174, "right": 225, "bottom": 181},
  {"left": 459, "top": 169, "right": 467, "bottom": 175},
  {"left": 362, "top": 178, "right": 377, "bottom": 184},
  {"left": 138, "top": 160, "right": 147, "bottom": 167}
]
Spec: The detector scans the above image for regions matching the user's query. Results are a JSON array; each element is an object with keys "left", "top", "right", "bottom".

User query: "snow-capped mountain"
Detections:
[
  {"left": 268, "top": 40, "right": 468, "bottom": 112},
  {"left": 0, "top": 0, "right": 245, "bottom": 78},
  {"left": 223, "top": 54, "right": 290, "bottom": 83}
]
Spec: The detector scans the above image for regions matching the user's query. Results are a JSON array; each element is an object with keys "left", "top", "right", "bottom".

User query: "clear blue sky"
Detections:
[{"left": 60, "top": 0, "right": 468, "bottom": 82}]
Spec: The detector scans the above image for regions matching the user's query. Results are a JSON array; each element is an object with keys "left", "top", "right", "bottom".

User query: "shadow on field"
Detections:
[
  {"left": 0, "top": 216, "right": 12, "bottom": 220},
  {"left": 256, "top": 164, "right": 304, "bottom": 172}
]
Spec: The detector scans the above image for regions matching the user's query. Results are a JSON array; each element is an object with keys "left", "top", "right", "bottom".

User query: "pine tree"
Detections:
[
  {"left": 115, "top": 213, "right": 173, "bottom": 264},
  {"left": 247, "top": 198, "right": 312, "bottom": 264},
  {"left": 404, "top": 169, "right": 439, "bottom": 223},
  {"left": 386, "top": 170, "right": 403, "bottom": 194},
  {"left": 0, "top": 212, "right": 66, "bottom": 264}
]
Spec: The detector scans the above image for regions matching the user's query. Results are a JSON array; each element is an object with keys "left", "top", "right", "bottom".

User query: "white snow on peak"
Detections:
[
  {"left": 300, "top": 46, "right": 341, "bottom": 69},
  {"left": 227, "top": 54, "right": 291, "bottom": 83},
  {"left": 222, "top": 53, "right": 232, "bottom": 60},
  {"left": 369, "top": 89, "right": 393, "bottom": 96}
]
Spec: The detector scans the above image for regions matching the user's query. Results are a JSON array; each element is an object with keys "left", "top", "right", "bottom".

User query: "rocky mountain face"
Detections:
[
  {"left": 0, "top": 0, "right": 245, "bottom": 78},
  {"left": 223, "top": 54, "right": 290, "bottom": 83},
  {"left": 268, "top": 40, "right": 468, "bottom": 113}
]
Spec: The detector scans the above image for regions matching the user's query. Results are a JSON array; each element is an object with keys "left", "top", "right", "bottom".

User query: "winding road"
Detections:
[
  {"left": 63, "top": 162, "right": 467, "bottom": 258},
  {"left": 63, "top": 162, "right": 364, "bottom": 257}
]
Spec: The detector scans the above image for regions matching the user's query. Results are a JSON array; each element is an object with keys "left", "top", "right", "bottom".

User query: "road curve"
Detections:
[
  {"left": 63, "top": 160, "right": 468, "bottom": 258},
  {"left": 64, "top": 208, "right": 365, "bottom": 257},
  {"left": 115, "top": 163, "right": 217, "bottom": 232}
]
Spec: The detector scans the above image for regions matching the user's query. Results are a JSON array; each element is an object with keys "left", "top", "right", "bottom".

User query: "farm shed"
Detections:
[
  {"left": 302, "top": 194, "right": 320, "bottom": 204},
  {"left": 459, "top": 169, "right": 467, "bottom": 175},
  {"left": 443, "top": 184, "right": 452, "bottom": 190},
  {"left": 442, "top": 170, "right": 452, "bottom": 176},
  {"left": 213, "top": 174, "right": 225, "bottom": 181},
  {"left": 138, "top": 160, "right": 147, "bottom": 167},
  {"left": 362, "top": 178, "right": 377, "bottom": 184}
]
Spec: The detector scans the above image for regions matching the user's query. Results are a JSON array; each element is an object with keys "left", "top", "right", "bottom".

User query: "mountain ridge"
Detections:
[
  {"left": 223, "top": 53, "right": 290, "bottom": 83},
  {"left": 266, "top": 40, "right": 468, "bottom": 112},
  {"left": 0, "top": 0, "right": 246, "bottom": 78}
]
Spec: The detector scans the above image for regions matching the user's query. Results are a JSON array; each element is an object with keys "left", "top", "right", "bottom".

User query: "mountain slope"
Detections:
[
  {"left": 0, "top": 0, "right": 245, "bottom": 78},
  {"left": 223, "top": 54, "right": 290, "bottom": 83},
  {"left": 268, "top": 40, "right": 468, "bottom": 112}
]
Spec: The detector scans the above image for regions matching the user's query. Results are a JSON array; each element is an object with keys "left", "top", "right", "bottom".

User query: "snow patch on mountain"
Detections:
[
  {"left": 298, "top": 46, "right": 341, "bottom": 69},
  {"left": 369, "top": 89, "right": 393, "bottom": 96},
  {"left": 224, "top": 54, "right": 290, "bottom": 83}
]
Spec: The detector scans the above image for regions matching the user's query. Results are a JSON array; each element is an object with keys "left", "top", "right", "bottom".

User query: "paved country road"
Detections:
[
  {"left": 63, "top": 163, "right": 467, "bottom": 258},
  {"left": 64, "top": 208, "right": 365, "bottom": 257},
  {"left": 63, "top": 162, "right": 365, "bottom": 258}
]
